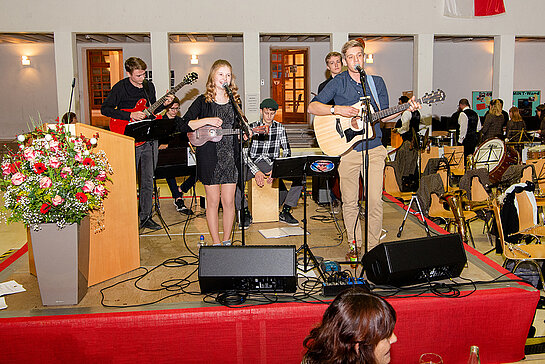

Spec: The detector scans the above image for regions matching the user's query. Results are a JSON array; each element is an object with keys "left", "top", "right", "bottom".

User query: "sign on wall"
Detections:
[
  {"left": 471, "top": 91, "right": 492, "bottom": 117},
  {"left": 513, "top": 91, "right": 541, "bottom": 117},
  {"left": 472, "top": 90, "right": 542, "bottom": 118}
]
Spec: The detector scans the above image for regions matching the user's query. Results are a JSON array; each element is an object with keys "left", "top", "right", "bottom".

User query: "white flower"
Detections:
[
  {"left": 90, "top": 138, "right": 97, "bottom": 145},
  {"left": 83, "top": 150, "right": 89, "bottom": 156},
  {"left": 17, "top": 134, "right": 25, "bottom": 142},
  {"left": 44, "top": 134, "right": 53, "bottom": 141}
]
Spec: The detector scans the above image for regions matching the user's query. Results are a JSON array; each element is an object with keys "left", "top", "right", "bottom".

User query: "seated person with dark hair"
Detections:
[
  {"left": 235, "top": 98, "right": 303, "bottom": 228},
  {"left": 303, "top": 288, "right": 397, "bottom": 364},
  {"left": 159, "top": 98, "right": 196, "bottom": 215}
]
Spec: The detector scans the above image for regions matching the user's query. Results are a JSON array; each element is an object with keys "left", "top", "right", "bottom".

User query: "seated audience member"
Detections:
[
  {"left": 159, "top": 98, "right": 196, "bottom": 215},
  {"left": 303, "top": 288, "right": 397, "bottom": 364},
  {"left": 480, "top": 98, "right": 504, "bottom": 141},
  {"left": 537, "top": 104, "right": 545, "bottom": 142},
  {"left": 506, "top": 106, "right": 526, "bottom": 140},
  {"left": 235, "top": 98, "right": 303, "bottom": 228},
  {"left": 61, "top": 112, "right": 78, "bottom": 124}
]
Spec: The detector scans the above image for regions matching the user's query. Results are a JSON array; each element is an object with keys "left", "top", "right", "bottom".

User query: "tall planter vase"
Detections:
[{"left": 30, "top": 216, "right": 90, "bottom": 306}]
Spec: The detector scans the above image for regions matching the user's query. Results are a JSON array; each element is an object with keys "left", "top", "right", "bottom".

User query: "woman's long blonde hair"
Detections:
[
  {"left": 204, "top": 59, "right": 241, "bottom": 104},
  {"left": 489, "top": 99, "right": 503, "bottom": 117}
]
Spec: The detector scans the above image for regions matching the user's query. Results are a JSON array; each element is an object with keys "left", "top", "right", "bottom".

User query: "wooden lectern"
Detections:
[{"left": 28, "top": 123, "right": 140, "bottom": 286}]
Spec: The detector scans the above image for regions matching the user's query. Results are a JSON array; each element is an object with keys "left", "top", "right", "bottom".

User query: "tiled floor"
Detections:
[{"left": 1, "top": 179, "right": 544, "bottom": 362}]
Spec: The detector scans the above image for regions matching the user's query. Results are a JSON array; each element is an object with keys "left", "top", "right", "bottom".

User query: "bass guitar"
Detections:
[
  {"left": 188, "top": 125, "right": 269, "bottom": 147},
  {"left": 313, "top": 89, "right": 445, "bottom": 156},
  {"left": 109, "top": 72, "right": 198, "bottom": 145}
]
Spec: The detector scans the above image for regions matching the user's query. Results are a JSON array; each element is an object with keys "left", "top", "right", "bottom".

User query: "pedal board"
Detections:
[{"left": 321, "top": 277, "right": 370, "bottom": 297}]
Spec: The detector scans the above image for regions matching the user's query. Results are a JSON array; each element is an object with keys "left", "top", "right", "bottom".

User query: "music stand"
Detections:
[
  {"left": 125, "top": 118, "right": 177, "bottom": 238},
  {"left": 272, "top": 155, "right": 339, "bottom": 280}
]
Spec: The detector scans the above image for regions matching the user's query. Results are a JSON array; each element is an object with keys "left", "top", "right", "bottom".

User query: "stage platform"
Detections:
[{"left": 0, "top": 190, "right": 541, "bottom": 363}]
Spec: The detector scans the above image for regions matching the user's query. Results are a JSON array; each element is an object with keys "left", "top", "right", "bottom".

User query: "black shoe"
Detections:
[
  {"left": 140, "top": 218, "right": 161, "bottom": 231},
  {"left": 279, "top": 210, "right": 298, "bottom": 225},
  {"left": 237, "top": 208, "right": 252, "bottom": 229},
  {"left": 174, "top": 199, "right": 194, "bottom": 215}
]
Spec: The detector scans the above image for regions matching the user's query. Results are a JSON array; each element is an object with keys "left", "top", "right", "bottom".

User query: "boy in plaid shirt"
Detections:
[{"left": 235, "top": 98, "right": 303, "bottom": 228}]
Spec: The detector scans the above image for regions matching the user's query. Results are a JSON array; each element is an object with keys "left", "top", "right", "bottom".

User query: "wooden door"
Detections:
[
  {"left": 86, "top": 49, "right": 123, "bottom": 128},
  {"left": 270, "top": 48, "right": 308, "bottom": 124}
]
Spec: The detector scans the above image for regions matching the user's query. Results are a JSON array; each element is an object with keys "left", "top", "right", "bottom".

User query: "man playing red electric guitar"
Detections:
[{"left": 101, "top": 57, "right": 173, "bottom": 230}]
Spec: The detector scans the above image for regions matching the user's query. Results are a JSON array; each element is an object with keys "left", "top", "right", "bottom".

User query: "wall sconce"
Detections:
[
  {"left": 365, "top": 54, "right": 374, "bottom": 64},
  {"left": 21, "top": 55, "right": 31, "bottom": 66},
  {"left": 190, "top": 54, "right": 198, "bottom": 65}
]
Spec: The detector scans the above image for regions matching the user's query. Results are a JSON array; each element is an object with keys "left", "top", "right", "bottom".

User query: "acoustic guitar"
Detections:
[
  {"left": 109, "top": 72, "right": 198, "bottom": 145},
  {"left": 188, "top": 125, "right": 269, "bottom": 147},
  {"left": 313, "top": 89, "right": 445, "bottom": 156}
]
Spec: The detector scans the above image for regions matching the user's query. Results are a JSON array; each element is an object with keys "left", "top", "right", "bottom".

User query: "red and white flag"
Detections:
[{"left": 444, "top": 0, "right": 505, "bottom": 17}]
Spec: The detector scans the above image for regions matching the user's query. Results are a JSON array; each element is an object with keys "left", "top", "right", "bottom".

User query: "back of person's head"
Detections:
[
  {"left": 125, "top": 57, "right": 147, "bottom": 74},
  {"left": 459, "top": 98, "right": 470, "bottom": 108},
  {"left": 303, "top": 288, "right": 396, "bottom": 364},
  {"left": 509, "top": 106, "right": 523, "bottom": 122},
  {"left": 537, "top": 104, "right": 545, "bottom": 119},
  {"left": 61, "top": 112, "right": 77, "bottom": 124},
  {"left": 341, "top": 40, "right": 365, "bottom": 59},
  {"left": 325, "top": 52, "right": 342, "bottom": 64},
  {"left": 399, "top": 96, "right": 409, "bottom": 104},
  {"left": 489, "top": 99, "right": 503, "bottom": 116}
]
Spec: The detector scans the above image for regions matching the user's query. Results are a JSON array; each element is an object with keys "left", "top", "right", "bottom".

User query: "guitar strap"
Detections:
[
  {"left": 366, "top": 75, "right": 381, "bottom": 110},
  {"left": 142, "top": 78, "right": 151, "bottom": 106}
]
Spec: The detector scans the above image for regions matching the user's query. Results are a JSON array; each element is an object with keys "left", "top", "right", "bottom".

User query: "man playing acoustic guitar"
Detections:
[
  {"left": 309, "top": 40, "right": 420, "bottom": 254},
  {"left": 101, "top": 57, "right": 173, "bottom": 230}
]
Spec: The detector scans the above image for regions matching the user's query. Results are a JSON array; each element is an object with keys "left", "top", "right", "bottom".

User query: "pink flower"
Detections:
[
  {"left": 49, "top": 140, "right": 60, "bottom": 152},
  {"left": 75, "top": 154, "right": 84, "bottom": 163},
  {"left": 82, "top": 180, "right": 95, "bottom": 193},
  {"left": 76, "top": 192, "right": 88, "bottom": 203},
  {"left": 39, "top": 176, "right": 52, "bottom": 189},
  {"left": 93, "top": 185, "right": 106, "bottom": 196},
  {"left": 11, "top": 172, "right": 25, "bottom": 186},
  {"left": 23, "top": 148, "right": 36, "bottom": 161},
  {"left": 61, "top": 166, "right": 72, "bottom": 178},
  {"left": 2, "top": 162, "right": 11, "bottom": 176},
  {"left": 51, "top": 195, "right": 64, "bottom": 206},
  {"left": 96, "top": 171, "right": 107, "bottom": 182},
  {"left": 49, "top": 157, "right": 61, "bottom": 169}
]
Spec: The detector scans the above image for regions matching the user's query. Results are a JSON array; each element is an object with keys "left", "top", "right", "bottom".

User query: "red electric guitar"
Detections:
[{"left": 109, "top": 72, "right": 198, "bottom": 145}]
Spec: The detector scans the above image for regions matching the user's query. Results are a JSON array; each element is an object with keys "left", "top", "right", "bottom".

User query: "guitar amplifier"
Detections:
[
  {"left": 198, "top": 245, "right": 297, "bottom": 294},
  {"left": 362, "top": 234, "right": 467, "bottom": 286}
]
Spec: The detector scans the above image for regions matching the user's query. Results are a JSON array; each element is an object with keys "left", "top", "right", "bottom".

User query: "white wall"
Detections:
[
  {"left": 169, "top": 42, "right": 244, "bottom": 116},
  {"left": 514, "top": 42, "right": 545, "bottom": 97},
  {"left": 1, "top": 0, "right": 545, "bottom": 137},
  {"left": 0, "top": 43, "right": 58, "bottom": 135},
  {"left": 433, "top": 40, "right": 494, "bottom": 117}
]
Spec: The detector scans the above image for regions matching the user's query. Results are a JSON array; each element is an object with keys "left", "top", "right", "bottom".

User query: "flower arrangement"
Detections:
[{"left": 0, "top": 122, "right": 112, "bottom": 229}]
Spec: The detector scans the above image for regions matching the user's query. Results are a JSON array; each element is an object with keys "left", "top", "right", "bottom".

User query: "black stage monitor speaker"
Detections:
[
  {"left": 199, "top": 245, "right": 297, "bottom": 294},
  {"left": 362, "top": 234, "right": 467, "bottom": 287}
]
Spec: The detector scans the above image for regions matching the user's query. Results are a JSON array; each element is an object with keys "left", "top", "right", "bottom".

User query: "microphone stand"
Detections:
[
  {"left": 224, "top": 85, "right": 251, "bottom": 246},
  {"left": 357, "top": 68, "right": 373, "bottom": 277},
  {"left": 66, "top": 77, "right": 76, "bottom": 124}
]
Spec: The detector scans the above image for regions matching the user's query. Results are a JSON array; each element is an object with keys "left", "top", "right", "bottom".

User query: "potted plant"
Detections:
[{"left": 0, "top": 122, "right": 112, "bottom": 305}]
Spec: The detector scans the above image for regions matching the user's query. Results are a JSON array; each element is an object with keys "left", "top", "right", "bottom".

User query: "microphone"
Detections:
[
  {"left": 355, "top": 64, "right": 365, "bottom": 75},
  {"left": 222, "top": 82, "right": 233, "bottom": 96},
  {"left": 71, "top": 78, "right": 76, "bottom": 88}
]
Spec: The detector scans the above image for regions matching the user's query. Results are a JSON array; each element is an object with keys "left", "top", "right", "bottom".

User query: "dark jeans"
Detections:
[
  {"left": 166, "top": 173, "right": 197, "bottom": 199},
  {"left": 135, "top": 140, "right": 158, "bottom": 222}
]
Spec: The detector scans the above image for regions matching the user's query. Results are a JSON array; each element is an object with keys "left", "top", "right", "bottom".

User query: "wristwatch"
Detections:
[{"left": 330, "top": 106, "right": 335, "bottom": 115}]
